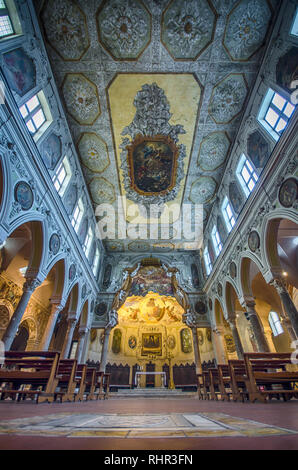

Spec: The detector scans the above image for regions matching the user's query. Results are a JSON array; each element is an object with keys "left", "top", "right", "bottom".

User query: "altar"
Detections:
[{"left": 135, "top": 371, "right": 167, "bottom": 388}]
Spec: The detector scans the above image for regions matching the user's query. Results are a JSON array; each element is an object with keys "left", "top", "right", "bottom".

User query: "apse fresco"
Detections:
[{"left": 129, "top": 266, "right": 174, "bottom": 296}]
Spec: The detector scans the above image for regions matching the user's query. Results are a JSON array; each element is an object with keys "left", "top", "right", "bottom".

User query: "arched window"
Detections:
[{"left": 268, "top": 311, "right": 284, "bottom": 337}]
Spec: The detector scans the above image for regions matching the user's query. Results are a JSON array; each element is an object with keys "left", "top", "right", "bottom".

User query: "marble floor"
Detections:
[{"left": 0, "top": 397, "right": 298, "bottom": 449}]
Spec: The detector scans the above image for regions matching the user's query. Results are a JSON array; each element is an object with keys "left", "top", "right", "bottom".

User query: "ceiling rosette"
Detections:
[{"left": 120, "top": 82, "right": 187, "bottom": 209}]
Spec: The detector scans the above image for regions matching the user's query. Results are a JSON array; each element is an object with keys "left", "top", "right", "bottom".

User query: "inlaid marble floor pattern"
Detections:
[{"left": 0, "top": 412, "right": 297, "bottom": 438}]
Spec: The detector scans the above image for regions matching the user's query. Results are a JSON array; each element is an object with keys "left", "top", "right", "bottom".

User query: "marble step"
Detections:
[{"left": 110, "top": 388, "right": 197, "bottom": 398}]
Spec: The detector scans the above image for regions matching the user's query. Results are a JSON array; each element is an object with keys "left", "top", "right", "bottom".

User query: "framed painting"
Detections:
[
  {"left": 126, "top": 135, "right": 179, "bottom": 196},
  {"left": 141, "top": 333, "right": 162, "bottom": 356}
]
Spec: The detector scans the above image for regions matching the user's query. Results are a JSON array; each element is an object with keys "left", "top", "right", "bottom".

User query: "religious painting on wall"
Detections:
[
  {"left": 14, "top": 181, "right": 34, "bottom": 211},
  {"left": 248, "top": 230, "right": 260, "bottom": 252},
  {"left": 180, "top": 328, "right": 193, "bottom": 354},
  {"left": 130, "top": 266, "right": 174, "bottom": 297},
  {"left": 112, "top": 328, "right": 122, "bottom": 354},
  {"left": 276, "top": 47, "right": 298, "bottom": 93},
  {"left": 141, "top": 333, "right": 162, "bottom": 357},
  {"left": 127, "top": 135, "right": 179, "bottom": 195},
  {"left": 167, "top": 335, "right": 176, "bottom": 350},
  {"left": 278, "top": 178, "right": 298, "bottom": 208},
  {"left": 224, "top": 334, "right": 236, "bottom": 354},
  {"left": 41, "top": 133, "right": 62, "bottom": 170},
  {"left": 128, "top": 335, "right": 137, "bottom": 350},
  {"left": 247, "top": 130, "right": 270, "bottom": 171},
  {"left": 3, "top": 48, "right": 36, "bottom": 97},
  {"left": 229, "top": 181, "right": 243, "bottom": 214}
]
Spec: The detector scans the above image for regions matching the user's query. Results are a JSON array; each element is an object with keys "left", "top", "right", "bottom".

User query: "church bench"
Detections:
[
  {"left": 197, "top": 371, "right": 211, "bottom": 400},
  {"left": 243, "top": 353, "right": 298, "bottom": 403},
  {"left": 208, "top": 366, "right": 232, "bottom": 401},
  {"left": 73, "top": 364, "right": 87, "bottom": 402},
  {"left": 89, "top": 370, "right": 105, "bottom": 400},
  {"left": 217, "top": 364, "right": 233, "bottom": 401},
  {"left": 0, "top": 351, "right": 60, "bottom": 404},
  {"left": 53, "top": 359, "right": 79, "bottom": 402}
]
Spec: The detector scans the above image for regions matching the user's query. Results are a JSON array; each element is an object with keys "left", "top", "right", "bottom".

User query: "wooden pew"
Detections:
[
  {"left": 74, "top": 364, "right": 87, "bottom": 402},
  {"left": 54, "top": 359, "right": 78, "bottom": 402},
  {"left": 199, "top": 370, "right": 211, "bottom": 400},
  {"left": 92, "top": 371, "right": 105, "bottom": 400},
  {"left": 228, "top": 360, "right": 250, "bottom": 402},
  {"left": 209, "top": 365, "right": 232, "bottom": 401},
  {"left": 217, "top": 364, "right": 233, "bottom": 401},
  {"left": 243, "top": 352, "right": 298, "bottom": 403},
  {"left": 0, "top": 351, "right": 60, "bottom": 404},
  {"left": 196, "top": 373, "right": 204, "bottom": 400}
]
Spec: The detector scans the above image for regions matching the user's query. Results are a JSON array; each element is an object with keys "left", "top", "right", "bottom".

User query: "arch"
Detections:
[
  {"left": 68, "top": 282, "right": 80, "bottom": 315},
  {"left": 78, "top": 299, "right": 89, "bottom": 327},
  {"left": 0, "top": 154, "right": 11, "bottom": 224},
  {"left": 225, "top": 280, "right": 244, "bottom": 320},
  {"left": 263, "top": 213, "right": 298, "bottom": 286},
  {"left": 239, "top": 253, "right": 265, "bottom": 299},
  {"left": 44, "top": 256, "right": 67, "bottom": 300},
  {"left": 4, "top": 217, "right": 46, "bottom": 277}
]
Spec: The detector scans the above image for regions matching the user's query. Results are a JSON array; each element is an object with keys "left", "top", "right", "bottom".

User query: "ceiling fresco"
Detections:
[{"left": 36, "top": 0, "right": 277, "bottom": 253}]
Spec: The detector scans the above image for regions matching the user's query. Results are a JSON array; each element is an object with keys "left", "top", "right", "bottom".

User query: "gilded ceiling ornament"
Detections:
[
  {"left": 97, "top": 0, "right": 151, "bottom": 60},
  {"left": 78, "top": 133, "right": 110, "bottom": 174},
  {"left": 189, "top": 176, "right": 217, "bottom": 204},
  {"left": 89, "top": 177, "right": 115, "bottom": 205},
  {"left": 120, "top": 83, "right": 186, "bottom": 206},
  {"left": 223, "top": 0, "right": 272, "bottom": 61},
  {"left": 209, "top": 74, "right": 248, "bottom": 124},
  {"left": 62, "top": 74, "right": 101, "bottom": 125},
  {"left": 197, "top": 132, "right": 231, "bottom": 171},
  {"left": 161, "top": 0, "right": 217, "bottom": 60},
  {"left": 41, "top": 0, "right": 90, "bottom": 61}
]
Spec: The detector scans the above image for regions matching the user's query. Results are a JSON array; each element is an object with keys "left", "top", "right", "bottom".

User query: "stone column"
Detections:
[
  {"left": 2, "top": 278, "right": 40, "bottom": 351},
  {"left": 228, "top": 318, "right": 244, "bottom": 360},
  {"left": 39, "top": 302, "right": 64, "bottom": 351},
  {"left": 75, "top": 326, "right": 89, "bottom": 364},
  {"left": 243, "top": 300, "right": 270, "bottom": 352},
  {"left": 61, "top": 314, "right": 77, "bottom": 359},
  {"left": 212, "top": 327, "right": 228, "bottom": 364},
  {"left": 191, "top": 327, "right": 202, "bottom": 374},
  {"left": 271, "top": 279, "right": 298, "bottom": 339},
  {"left": 99, "top": 326, "right": 112, "bottom": 373}
]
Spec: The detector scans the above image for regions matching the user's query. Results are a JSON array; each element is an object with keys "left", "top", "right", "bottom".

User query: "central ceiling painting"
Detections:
[{"left": 107, "top": 74, "right": 201, "bottom": 213}]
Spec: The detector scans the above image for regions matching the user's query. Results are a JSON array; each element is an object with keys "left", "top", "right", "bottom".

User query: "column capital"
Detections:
[
  {"left": 78, "top": 326, "right": 89, "bottom": 337},
  {"left": 23, "top": 278, "right": 41, "bottom": 293},
  {"left": 270, "top": 278, "right": 287, "bottom": 295}
]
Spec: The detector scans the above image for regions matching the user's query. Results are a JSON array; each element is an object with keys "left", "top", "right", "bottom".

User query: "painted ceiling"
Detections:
[{"left": 36, "top": 0, "right": 278, "bottom": 254}]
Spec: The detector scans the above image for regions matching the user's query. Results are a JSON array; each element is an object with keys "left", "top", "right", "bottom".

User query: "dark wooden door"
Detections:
[{"left": 146, "top": 362, "right": 155, "bottom": 388}]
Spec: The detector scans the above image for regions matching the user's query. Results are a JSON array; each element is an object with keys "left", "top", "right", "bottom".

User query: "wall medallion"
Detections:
[
  {"left": 180, "top": 328, "right": 193, "bottom": 354},
  {"left": 217, "top": 283, "right": 223, "bottom": 297},
  {"left": 49, "top": 233, "right": 60, "bottom": 255},
  {"left": 229, "top": 261, "right": 237, "bottom": 279},
  {"left": 95, "top": 302, "right": 107, "bottom": 316},
  {"left": 69, "top": 264, "right": 76, "bottom": 281},
  {"left": 195, "top": 301, "right": 207, "bottom": 315},
  {"left": 278, "top": 178, "right": 298, "bottom": 208},
  {"left": 82, "top": 284, "right": 87, "bottom": 299},
  {"left": 14, "top": 181, "right": 34, "bottom": 211},
  {"left": 128, "top": 335, "right": 137, "bottom": 350},
  {"left": 248, "top": 230, "right": 260, "bottom": 252},
  {"left": 208, "top": 298, "right": 212, "bottom": 311}
]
